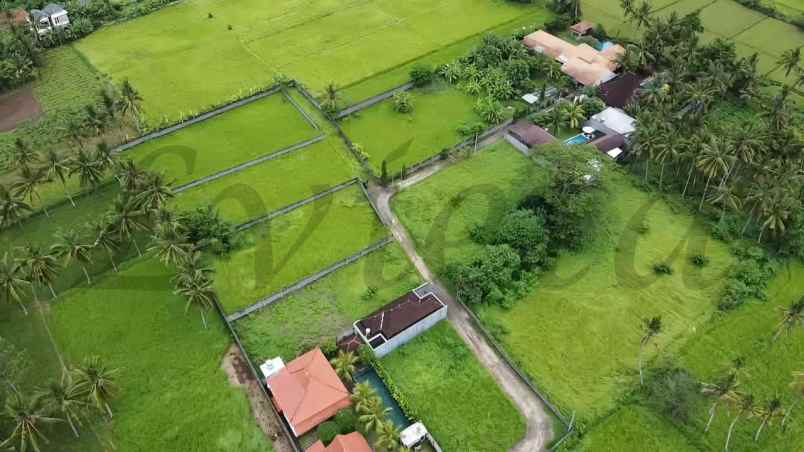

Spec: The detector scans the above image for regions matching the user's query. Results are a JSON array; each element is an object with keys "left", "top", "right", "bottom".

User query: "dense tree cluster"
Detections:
[{"left": 0, "top": 24, "right": 39, "bottom": 92}]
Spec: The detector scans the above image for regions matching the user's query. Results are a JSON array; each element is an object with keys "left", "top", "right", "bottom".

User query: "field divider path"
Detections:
[
  {"left": 335, "top": 82, "right": 413, "bottom": 119},
  {"left": 235, "top": 178, "right": 358, "bottom": 231},
  {"left": 173, "top": 134, "right": 326, "bottom": 194},
  {"left": 225, "top": 237, "right": 393, "bottom": 322}
]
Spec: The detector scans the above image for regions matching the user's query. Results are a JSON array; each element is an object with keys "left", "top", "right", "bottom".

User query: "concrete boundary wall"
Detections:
[{"left": 334, "top": 82, "right": 414, "bottom": 119}]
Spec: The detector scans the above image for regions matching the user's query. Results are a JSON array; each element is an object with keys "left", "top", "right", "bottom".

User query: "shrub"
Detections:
[
  {"left": 474, "top": 96, "right": 505, "bottom": 125},
  {"left": 392, "top": 91, "right": 413, "bottom": 113},
  {"left": 409, "top": 64, "right": 435, "bottom": 87},
  {"left": 653, "top": 263, "right": 673, "bottom": 275},
  {"left": 718, "top": 245, "right": 777, "bottom": 310},
  {"left": 690, "top": 254, "right": 709, "bottom": 267},
  {"left": 494, "top": 209, "right": 550, "bottom": 268},
  {"left": 334, "top": 408, "right": 358, "bottom": 434},
  {"left": 317, "top": 421, "right": 339, "bottom": 445},
  {"left": 634, "top": 219, "right": 650, "bottom": 234},
  {"left": 179, "top": 206, "right": 238, "bottom": 255},
  {"left": 361, "top": 286, "right": 377, "bottom": 301},
  {"left": 642, "top": 365, "right": 702, "bottom": 423}
]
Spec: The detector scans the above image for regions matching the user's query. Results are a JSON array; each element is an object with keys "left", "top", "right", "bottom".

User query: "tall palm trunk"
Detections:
[
  {"left": 699, "top": 173, "right": 713, "bottom": 211},
  {"left": 200, "top": 310, "right": 208, "bottom": 329},
  {"left": 682, "top": 163, "right": 695, "bottom": 198},
  {"left": 81, "top": 265, "right": 91, "bottom": 285},
  {"left": 705, "top": 402, "right": 718, "bottom": 432},
  {"left": 63, "top": 185, "right": 76, "bottom": 207},
  {"left": 67, "top": 414, "right": 79, "bottom": 437},
  {"left": 107, "top": 250, "right": 118, "bottom": 272},
  {"left": 132, "top": 237, "right": 142, "bottom": 256},
  {"left": 725, "top": 414, "right": 741, "bottom": 451},
  {"left": 659, "top": 161, "right": 666, "bottom": 190},
  {"left": 754, "top": 418, "right": 768, "bottom": 441},
  {"left": 741, "top": 204, "right": 756, "bottom": 236},
  {"left": 16, "top": 298, "right": 28, "bottom": 315},
  {"left": 644, "top": 159, "right": 650, "bottom": 183},
  {"left": 48, "top": 283, "right": 56, "bottom": 299},
  {"left": 638, "top": 343, "right": 645, "bottom": 385}
]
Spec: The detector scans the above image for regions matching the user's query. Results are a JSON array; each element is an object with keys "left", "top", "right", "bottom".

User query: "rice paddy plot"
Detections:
[
  {"left": 172, "top": 136, "right": 356, "bottom": 224},
  {"left": 235, "top": 242, "right": 421, "bottom": 362},
  {"left": 732, "top": 17, "right": 804, "bottom": 57},
  {"left": 576, "top": 405, "right": 697, "bottom": 452},
  {"left": 122, "top": 92, "right": 318, "bottom": 187},
  {"left": 697, "top": 0, "right": 767, "bottom": 38},
  {"left": 214, "top": 185, "right": 387, "bottom": 313}
]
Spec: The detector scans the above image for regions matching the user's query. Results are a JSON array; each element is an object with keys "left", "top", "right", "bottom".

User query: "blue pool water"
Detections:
[
  {"left": 565, "top": 134, "right": 592, "bottom": 145},
  {"left": 354, "top": 368, "right": 410, "bottom": 429},
  {"left": 598, "top": 41, "right": 615, "bottom": 51}
]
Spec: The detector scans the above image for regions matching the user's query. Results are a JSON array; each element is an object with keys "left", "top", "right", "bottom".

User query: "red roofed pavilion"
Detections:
[
  {"left": 267, "top": 348, "right": 352, "bottom": 436},
  {"left": 305, "top": 432, "right": 372, "bottom": 452}
]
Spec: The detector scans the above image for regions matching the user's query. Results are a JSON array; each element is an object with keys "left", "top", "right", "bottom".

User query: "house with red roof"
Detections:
[
  {"left": 266, "top": 348, "right": 352, "bottom": 437},
  {"left": 305, "top": 432, "right": 372, "bottom": 452}
]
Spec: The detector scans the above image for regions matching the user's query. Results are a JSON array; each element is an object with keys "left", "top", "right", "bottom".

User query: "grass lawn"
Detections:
[
  {"left": 74, "top": 0, "right": 547, "bottom": 122},
  {"left": 47, "top": 257, "right": 272, "bottom": 451},
  {"left": 393, "top": 142, "right": 539, "bottom": 274},
  {"left": 339, "top": 83, "right": 481, "bottom": 174},
  {"left": 380, "top": 322, "right": 526, "bottom": 452},
  {"left": 173, "top": 136, "right": 356, "bottom": 224},
  {"left": 235, "top": 242, "right": 421, "bottom": 362},
  {"left": 123, "top": 92, "right": 318, "bottom": 187},
  {"left": 575, "top": 405, "right": 696, "bottom": 452},
  {"left": 214, "top": 185, "right": 387, "bottom": 313}
]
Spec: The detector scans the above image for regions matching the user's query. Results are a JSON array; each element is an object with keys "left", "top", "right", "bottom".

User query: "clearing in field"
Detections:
[
  {"left": 380, "top": 322, "right": 527, "bottom": 452},
  {"left": 576, "top": 405, "right": 696, "bottom": 452},
  {"left": 340, "top": 83, "right": 481, "bottom": 174},
  {"left": 214, "top": 184, "right": 387, "bottom": 313},
  {"left": 122, "top": 90, "right": 319, "bottom": 187},
  {"left": 0, "top": 85, "right": 42, "bottom": 132},
  {"left": 45, "top": 258, "right": 271, "bottom": 451},
  {"left": 75, "top": 0, "right": 545, "bottom": 121},
  {"left": 235, "top": 242, "right": 421, "bottom": 362}
]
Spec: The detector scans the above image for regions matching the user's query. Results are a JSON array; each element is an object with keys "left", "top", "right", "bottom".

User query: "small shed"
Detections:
[
  {"left": 591, "top": 133, "right": 625, "bottom": 152},
  {"left": 570, "top": 21, "right": 596, "bottom": 37},
  {"left": 508, "top": 120, "right": 556, "bottom": 149}
]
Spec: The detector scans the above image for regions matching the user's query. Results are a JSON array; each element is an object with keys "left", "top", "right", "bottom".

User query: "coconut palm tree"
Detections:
[
  {"left": 709, "top": 184, "right": 742, "bottom": 223},
  {"left": 17, "top": 245, "right": 60, "bottom": 300},
  {"left": 375, "top": 420, "right": 401, "bottom": 451},
  {"left": 115, "top": 160, "right": 144, "bottom": 193},
  {"left": 69, "top": 148, "right": 104, "bottom": 191},
  {"left": 83, "top": 104, "right": 104, "bottom": 136},
  {"left": 11, "top": 165, "right": 48, "bottom": 217},
  {"left": 753, "top": 396, "right": 784, "bottom": 441},
  {"left": 94, "top": 142, "right": 115, "bottom": 175},
  {"left": 777, "top": 47, "right": 801, "bottom": 78},
  {"left": 134, "top": 172, "right": 174, "bottom": 212},
  {"left": 0, "top": 390, "right": 61, "bottom": 452},
  {"left": 38, "top": 371, "right": 87, "bottom": 438},
  {"left": 109, "top": 195, "right": 148, "bottom": 256},
  {"left": 62, "top": 116, "right": 87, "bottom": 150},
  {"left": 724, "top": 392, "right": 754, "bottom": 451},
  {"left": 42, "top": 150, "right": 76, "bottom": 207},
  {"left": 773, "top": 297, "right": 803, "bottom": 342},
  {"left": 173, "top": 272, "right": 217, "bottom": 328},
  {"left": 73, "top": 355, "right": 119, "bottom": 419},
  {"left": 702, "top": 371, "right": 739, "bottom": 432},
  {"left": 321, "top": 83, "right": 340, "bottom": 115},
  {"left": 562, "top": 101, "right": 586, "bottom": 130},
  {"left": 120, "top": 79, "right": 143, "bottom": 132},
  {"left": 757, "top": 191, "right": 793, "bottom": 243},
  {"left": 781, "top": 371, "right": 803, "bottom": 432},
  {"left": 149, "top": 223, "right": 190, "bottom": 267},
  {"left": 696, "top": 137, "right": 731, "bottom": 211},
  {"left": 9, "top": 138, "right": 38, "bottom": 172},
  {"left": 90, "top": 220, "right": 121, "bottom": 272},
  {"left": 620, "top": 0, "right": 635, "bottom": 17},
  {"left": 330, "top": 351, "right": 359, "bottom": 384},
  {"left": 632, "top": 1, "right": 653, "bottom": 29},
  {"left": 358, "top": 397, "right": 389, "bottom": 433},
  {"left": 351, "top": 382, "right": 378, "bottom": 414},
  {"left": 173, "top": 250, "right": 213, "bottom": 286},
  {"left": 52, "top": 230, "right": 94, "bottom": 285},
  {"left": 0, "top": 252, "right": 31, "bottom": 315},
  {"left": 638, "top": 316, "right": 662, "bottom": 385},
  {"left": 0, "top": 185, "right": 32, "bottom": 230}
]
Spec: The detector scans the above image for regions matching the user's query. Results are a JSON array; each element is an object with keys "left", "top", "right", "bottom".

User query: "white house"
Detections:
[
  {"left": 30, "top": 4, "right": 69, "bottom": 36},
  {"left": 587, "top": 107, "right": 637, "bottom": 137}
]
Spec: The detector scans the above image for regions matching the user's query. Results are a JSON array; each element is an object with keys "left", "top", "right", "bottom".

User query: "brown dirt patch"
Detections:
[
  {"left": 221, "top": 345, "right": 294, "bottom": 452},
  {"left": 0, "top": 85, "right": 42, "bottom": 132}
]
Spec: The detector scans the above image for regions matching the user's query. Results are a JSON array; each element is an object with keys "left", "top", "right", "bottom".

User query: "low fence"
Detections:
[
  {"left": 226, "top": 237, "right": 393, "bottom": 322},
  {"left": 334, "top": 82, "right": 413, "bottom": 119}
]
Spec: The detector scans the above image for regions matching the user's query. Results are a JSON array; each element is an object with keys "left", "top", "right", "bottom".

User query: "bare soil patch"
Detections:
[
  {"left": 221, "top": 345, "right": 294, "bottom": 452},
  {"left": 0, "top": 85, "right": 43, "bottom": 132}
]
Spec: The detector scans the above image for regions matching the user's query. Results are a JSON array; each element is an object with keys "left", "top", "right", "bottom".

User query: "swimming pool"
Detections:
[
  {"left": 565, "top": 133, "right": 592, "bottom": 145},
  {"left": 355, "top": 368, "right": 410, "bottom": 429},
  {"left": 598, "top": 41, "right": 615, "bottom": 51}
]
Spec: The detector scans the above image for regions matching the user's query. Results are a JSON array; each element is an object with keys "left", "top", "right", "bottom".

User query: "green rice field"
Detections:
[
  {"left": 380, "top": 322, "right": 527, "bottom": 452},
  {"left": 214, "top": 185, "right": 387, "bottom": 313},
  {"left": 339, "top": 83, "right": 481, "bottom": 174},
  {"left": 575, "top": 405, "right": 696, "bottom": 452},
  {"left": 74, "top": 0, "right": 546, "bottom": 121},
  {"left": 236, "top": 242, "right": 421, "bottom": 361}
]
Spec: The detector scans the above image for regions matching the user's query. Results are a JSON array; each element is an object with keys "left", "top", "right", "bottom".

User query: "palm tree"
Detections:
[
  {"left": 9, "top": 138, "right": 38, "bottom": 172},
  {"left": 52, "top": 230, "right": 94, "bottom": 285},
  {"left": 777, "top": 47, "right": 801, "bottom": 77},
  {"left": 94, "top": 142, "right": 115, "bottom": 175},
  {"left": 638, "top": 316, "right": 662, "bottom": 385},
  {"left": 17, "top": 245, "right": 60, "bottom": 300},
  {"left": 632, "top": 0, "right": 653, "bottom": 29},
  {"left": 69, "top": 148, "right": 104, "bottom": 191},
  {"left": 173, "top": 250, "right": 214, "bottom": 287},
  {"left": 173, "top": 272, "right": 217, "bottom": 328},
  {"left": 330, "top": 351, "right": 359, "bottom": 384},
  {"left": 351, "top": 382, "right": 378, "bottom": 414},
  {"left": 321, "top": 83, "right": 340, "bottom": 115},
  {"left": 115, "top": 160, "right": 144, "bottom": 193},
  {"left": 757, "top": 191, "right": 792, "bottom": 243},
  {"left": 724, "top": 392, "right": 754, "bottom": 451},
  {"left": 375, "top": 420, "right": 401, "bottom": 451},
  {"left": 0, "top": 252, "right": 31, "bottom": 315},
  {"left": 358, "top": 397, "right": 389, "bottom": 433},
  {"left": 83, "top": 104, "right": 104, "bottom": 136},
  {"left": 709, "top": 184, "right": 742, "bottom": 223},
  {"left": 110, "top": 195, "right": 148, "bottom": 256},
  {"left": 42, "top": 150, "right": 76, "bottom": 207},
  {"left": 0, "top": 391, "right": 61, "bottom": 452},
  {"left": 773, "top": 297, "right": 803, "bottom": 341},
  {"left": 696, "top": 137, "right": 731, "bottom": 211},
  {"left": 62, "top": 116, "right": 87, "bottom": 150},
  {"left": 620, "top": 0, "right": 635, "bottom": 17},
  {"left": 702, "top": 371, "right": 739, "bottom": 432},
  {"left": 91, "top": 220, "right": 121, "bottom": 272},
  {"left": 11, "top": 165, "right": 48, "bottom": 217},
  {"left": 38, "top": 371, "right": 87, "bottom": 437},
  {"left": 753, "top": 396, "right": 784, "bottom": 441},
  {"left": 120, "top": 79, "right": 143, "bottom": 132},
  {"left": 0, "top": 185, "right": 32, "bottom": 230},
  {"left": 134, "top": 172, "right": 174, "bottom": 212},
  {"left": 781, "top": 371, "right": 803, "bottom": 431},
  {"left": 73, "top": 356, "right": 119, "bottom": 419},
  {"left": 562, "top": 101, "right": 586, "bottom": 130},
  {"left": 149, "top": 223, "right": 190, "bottom": 267}
]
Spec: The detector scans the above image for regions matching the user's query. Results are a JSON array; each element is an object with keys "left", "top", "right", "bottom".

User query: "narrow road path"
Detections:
[{"left": 370, "top": 150, "right": 555, "bottom": 451}]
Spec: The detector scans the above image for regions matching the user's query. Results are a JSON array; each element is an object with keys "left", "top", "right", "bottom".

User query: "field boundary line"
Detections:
[
  {"left": 173, "top": 134, "right": 327, "bottom": 194},
  {"left": 727, "top": 15, "right": 770, "bottom": 38},
  {"left": 335, "top": 82, "right": 413, "bottom": 119},
  {"left": 225, "top": 237, "right": 393, "bottom": 322},
  {"left": 282, "top": 88, "right": 321, "bottom": 130},
  {"left": 235, "top": 178, "right": 358, "bottom": 231}
]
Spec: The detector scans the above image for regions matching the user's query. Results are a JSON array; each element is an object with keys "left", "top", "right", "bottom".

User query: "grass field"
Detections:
[
  {"left": 48, "top": 257, "right": 271, "bottom": 451},
  {"left": 74, "top": 0, "right": 546, "bottom": 121},
  {"left": 214, "top": 185, "right": 387, "bottom": 313},
  {"left": 236, "top": 242, "right": 420, "bottom": 361},
  {"left": 380, "top": 322, "right": 527, "bottom": 452},
  {"left": 575, "top": 405, "right": 696, "bottom": 452},
  {"left": 123, "top": 92, "right": 318, "bottom": 187},
  {"left": 173, "top": 136, "right": 356, "bottom": 224},
  {"left": 393, "top": 142, "right": 539, "bottom": 274},
  {"left": 340, "top": 83, "right": 481, "bottom": 174}
]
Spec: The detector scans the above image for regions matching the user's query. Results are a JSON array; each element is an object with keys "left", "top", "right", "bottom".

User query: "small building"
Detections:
[
  {"left": 507, "top": 120, "right": 556, "bottom": 151},
  {"left": 306, "top": 432, "right": 371, "bottom": 452},
  {"left": 570, "top": 20, "right": 595, "bottom": 37},
  {"left": 522, "top": 30, "right": 624, "bottom": 87},
  {"left": 599, "top": 73, "right": 642, "bottom": 108},
  {"left": 590, "top": 133, "right": 626, "bottom": 160},
  {"left": 266, "top": 348, "right": 352, "bottom": 437},
  {"left": 30, "top": 4, "right": 69, "bottom": 36},
  {"left": 586, "top": 107, "right": 636, "bottom": 137},
  {"left": 354, "top": 283, "right": 447, "bottom": 358}
]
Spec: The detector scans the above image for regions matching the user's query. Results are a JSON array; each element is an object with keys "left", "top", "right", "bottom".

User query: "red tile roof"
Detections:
[
  {"left": 306, "top": 432, "right": 372, "bottom": 452},
  {"left": 267, "top": 348, "right": 352, "bottom": 436}
]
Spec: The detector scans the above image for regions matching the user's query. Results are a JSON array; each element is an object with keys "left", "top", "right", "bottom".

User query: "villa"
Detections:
[
  {"left": 507, "top": 119, "right": 556, "bottom": 152},
  {"left": 522, "top": 30, "right": 625, "bottom": 86}
]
